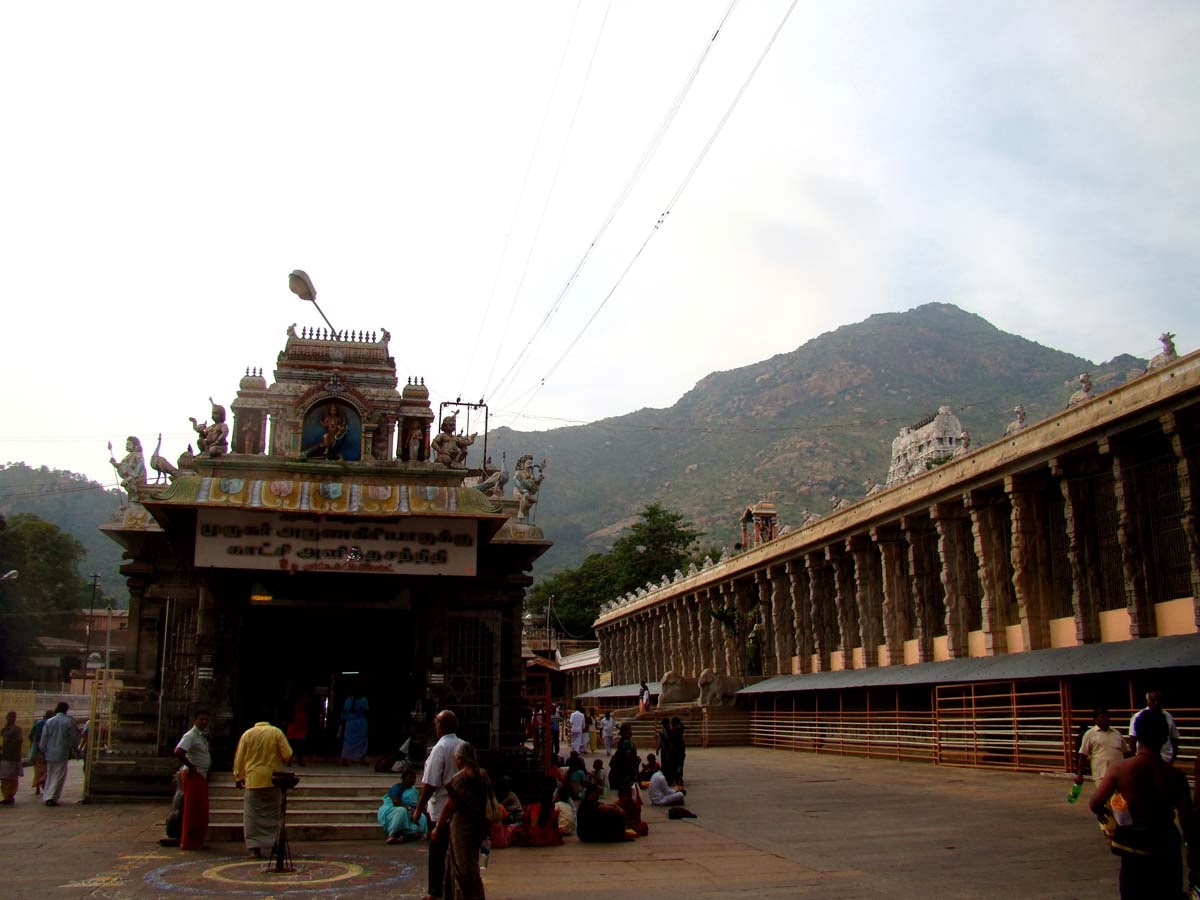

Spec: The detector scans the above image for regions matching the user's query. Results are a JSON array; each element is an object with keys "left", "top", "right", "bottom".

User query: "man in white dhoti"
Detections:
[
  {"left": 569, "top": 704, "right": 586, "bottom": 755},
  {"left": 233, "top": 720, "right": 293, "bottom": 858}
]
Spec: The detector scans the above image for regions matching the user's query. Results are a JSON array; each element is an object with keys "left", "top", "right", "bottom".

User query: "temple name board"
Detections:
[{"left": 195, "top": 509, "right": 477, "bottom": 576}]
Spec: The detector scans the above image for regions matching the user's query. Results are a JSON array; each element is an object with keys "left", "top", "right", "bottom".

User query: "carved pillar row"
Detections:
[
  {"left": 901, "top": 514, "right": 942, "bottom": 663},
  {"left": 1161, "top": 411, "right": 1200, "bottom": 627},
  {"left": 871, "top": 525, "right": 911, "bottom": 665},
  {"left": 1051, "top": 457, "right": 1104, "bottom": 644},
  {"left": 966, "top": 489, "right": 1015, "bottom": 655},
  {"left": 787, "top": 559, "right": 813, "bottom": 674},
  {"left": 1005, "top": 475, "right": 1054, "bottom": 651},
  {"left": 755, "top": 569, "right": 777, "bottom": 676},
  {"left": 847, "top": 534, "right": 883, "bottom": 667},
  {"left": 826, "top": 544, "right": 860, "bottom": 659},
  {"left": 1101, "top": 437, "right": 1156, "bottom": 637},
  {"left": 805, "top": 552, "right": 836, "bottom": 671},
  {"left": 770, "top": 564, "right": 796, "bottom": 675},
  {"left": 931, "top": 501, "right": 973, "bottom": 658}
]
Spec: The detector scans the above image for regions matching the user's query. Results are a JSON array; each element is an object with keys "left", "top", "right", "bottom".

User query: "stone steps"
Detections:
[{"left": 206, "top": 767, "right": 394, "bottom": 843}]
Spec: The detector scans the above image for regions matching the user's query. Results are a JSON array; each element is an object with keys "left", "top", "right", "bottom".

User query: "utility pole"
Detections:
[{"left": 82, "top": 573, "right": 99, "bottom": 693}]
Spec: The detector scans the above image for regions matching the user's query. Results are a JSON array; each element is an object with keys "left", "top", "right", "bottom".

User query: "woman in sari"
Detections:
[
  {"left": 514, "top": 777, "right": 563, "bottom": 847},
  {"left": 28, "top": 710, "right": 50, "bottom": 795},
  {"left": 431, "top": 741, "right": 491, "bottom": 900},
  {"left": 1, "top": 712, "right": 24, "bottom": 804},
  {"left": 340, "top": 693, "right": 369, "bottom": 765},
  {"left": 378, "top": 767, "right": 428, "bottom": 844}
]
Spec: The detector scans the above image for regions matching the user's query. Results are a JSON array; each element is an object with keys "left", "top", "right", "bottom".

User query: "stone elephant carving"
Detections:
[
  {"left": 697, "top": 668, "right": 742, "bottom": 707},
  {"left": 658, "top": 671, "right": 699, "bottom": 705}
]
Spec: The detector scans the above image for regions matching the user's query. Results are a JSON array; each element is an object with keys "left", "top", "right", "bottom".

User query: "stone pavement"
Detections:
[{"left": 0, "top": 750, "right": 1134, "bottom": 899}]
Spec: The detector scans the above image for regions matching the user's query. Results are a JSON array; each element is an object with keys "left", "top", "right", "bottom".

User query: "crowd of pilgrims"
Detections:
[{"left": 376, "top": 711, "right": 693, "bottom": 851}]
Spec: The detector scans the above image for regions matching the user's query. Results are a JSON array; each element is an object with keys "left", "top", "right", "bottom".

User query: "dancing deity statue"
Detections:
[{"left": 109, "top": 436, "right": 147, "bottom": 504}]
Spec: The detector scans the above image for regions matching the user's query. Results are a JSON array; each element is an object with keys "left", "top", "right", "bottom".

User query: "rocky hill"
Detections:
[{"left": 489, "top": 303, "right": 1146, "bottom": 575}]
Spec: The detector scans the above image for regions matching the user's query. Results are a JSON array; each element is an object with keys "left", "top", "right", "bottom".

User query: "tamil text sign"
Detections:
[{"left": 195, "top": 509, "right": 477, "bottom": 576}]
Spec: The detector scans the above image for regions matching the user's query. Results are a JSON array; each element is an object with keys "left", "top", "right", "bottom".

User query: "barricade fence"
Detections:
[{"left": 749, "top": 680, "right": 1199, "bottom": 777}]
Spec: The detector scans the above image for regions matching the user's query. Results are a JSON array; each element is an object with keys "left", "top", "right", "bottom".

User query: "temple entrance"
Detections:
[{"left": 236, "top": 604, "right": 417, "bottom": 760}]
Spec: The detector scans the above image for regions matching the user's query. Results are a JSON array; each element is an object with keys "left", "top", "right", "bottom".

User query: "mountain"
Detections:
[
  {"left": 0, "top": 463, "right": 127, "bottom": 604},
  {"left": 488, "top": 303, "right": 1146, "bottom": 575}
]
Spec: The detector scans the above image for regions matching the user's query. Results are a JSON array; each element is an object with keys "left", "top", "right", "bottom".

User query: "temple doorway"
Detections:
[{"left": 236, "top": 603, "right": 417, "bottom": 760}]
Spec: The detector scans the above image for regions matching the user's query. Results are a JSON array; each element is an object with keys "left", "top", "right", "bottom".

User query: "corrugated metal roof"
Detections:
[
  {"left": 578, "top": 681, "right": 661, "bottom": 700},
  {"left": 738, "top": 633, "right": 1200, "bottom": 694}
]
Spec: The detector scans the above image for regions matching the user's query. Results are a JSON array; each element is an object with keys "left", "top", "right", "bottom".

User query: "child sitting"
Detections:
[{"left": 637, "top": 753, "right": 661, "bottom": 788}]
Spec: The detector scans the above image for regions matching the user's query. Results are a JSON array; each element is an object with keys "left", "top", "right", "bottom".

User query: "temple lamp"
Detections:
[{"left": 288, "top": 270, "right": 339, "bottom": 336}]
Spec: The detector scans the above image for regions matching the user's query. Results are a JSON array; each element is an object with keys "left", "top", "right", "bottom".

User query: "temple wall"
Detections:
[{"left": 595, "top": 351, "right": 1200, "bottom": 683}]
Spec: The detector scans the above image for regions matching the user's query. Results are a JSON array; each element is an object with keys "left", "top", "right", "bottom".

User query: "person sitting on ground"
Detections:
[
  {"left": 577, "top": 782, "right": 635, "bottom": 842},
  {"left": 378, "top": 768, "right": 428, "bottom": 844},
  {"left": 565, "top": 751, "right": 588, "bottom": 798},
  {"left": 515, "top": 777, "right": 564, "bottom": 847},
  {"left": 648, "top": 767, "right": 687, "bottom": 806},
  {"left": 616, "top": 781, "right": 649, "bottom": 837},
  {"left": 589, "top": 758, "right": 606, "bottom": 791},
  {"left": 495, "top": 775, "right": 523, "bottom": 824},
  {"left": 638, "top": 752, "right": 661, "bottom": 788},
  {"left": 554, "top": 782, "right": 577, "bottom": 836}
]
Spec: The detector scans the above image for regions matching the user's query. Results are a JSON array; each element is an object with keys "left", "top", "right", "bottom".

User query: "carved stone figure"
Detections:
[
  {"left": 1004, "top": 405, "right": 1026, "bottom": 436},
  {"left": 954, "top": 430, "right": 971, "bottom": 456},
  {"left": 431, "top": 415, "right": 475, "bottom": 467},
  {"left": 1067, "top": 373, "right": 1094, "bottom": 408},
  {"left": 697, "top": 668, "right": 741, "bottom": 707},
  {"left": 512, "top": 454, "right": 546, "bottom": 521},
  {"left": 830, "top": 494, "right": 850, "bottom": 512},
  {"left": 304, "top": 403, "right": 348, "bottom": 460},
  {"left": 189, "top": 400, "right": 230, "bottom": 458},
  {"left": 658, "top": 671, "right": 699, "bottom": 705},
  {"left": 1147, "top": 332, "right": 1178, "bottom": 371},
  {"left": 109, "top": 436, "right": 146, "bottom": 503},
  {"left": 863, "top": 480, "right": 882, "bottom": 497},
  {"left": 149, "top": 433, "right": 180, "bottom": 483}
]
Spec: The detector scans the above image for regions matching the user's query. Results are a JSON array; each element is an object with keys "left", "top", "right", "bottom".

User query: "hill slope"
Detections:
[{"left": 489, "top": 303, "right": 1144, "bottom": 574}]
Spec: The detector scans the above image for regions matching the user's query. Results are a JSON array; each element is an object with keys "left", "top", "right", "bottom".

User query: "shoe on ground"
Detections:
[{"left": 44, "top": 799, "right": 58, "bottom": 806}]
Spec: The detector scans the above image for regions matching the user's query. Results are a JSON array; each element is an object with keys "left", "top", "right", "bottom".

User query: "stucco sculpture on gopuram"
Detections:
[{"left": 104, "top": 321, "right": 548, "bottom": 531}]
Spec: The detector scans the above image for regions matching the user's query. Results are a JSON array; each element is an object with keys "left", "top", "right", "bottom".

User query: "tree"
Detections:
[
  {"left": 527, "top": 503, "right": 711, "bottom": 638},
  {"left": 0, "top": 512, "right": 90, "bottom": 679}
]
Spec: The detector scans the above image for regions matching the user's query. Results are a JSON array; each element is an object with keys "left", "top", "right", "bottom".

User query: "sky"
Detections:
[{"left": 2, "top": 1, "right": 1197, "bottom": 489}]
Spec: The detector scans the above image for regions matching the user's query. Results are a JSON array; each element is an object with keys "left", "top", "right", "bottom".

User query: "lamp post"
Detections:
[
  {"left": 82, "top": 573, "right": 99, "bottom": 693},
  {"left": 288, "top": 270, "right": 340, "bottom": 336}
]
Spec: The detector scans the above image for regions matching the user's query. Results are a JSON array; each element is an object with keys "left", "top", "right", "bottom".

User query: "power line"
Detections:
[
  {"left": 511, "top": 0, "right": 799, "bottom": 418},
  {"left": 460, "top": 1, "right": 585, "bottom": 400},
  {"left": 486, "top": 0, "right": 741, "bottom": 407}
]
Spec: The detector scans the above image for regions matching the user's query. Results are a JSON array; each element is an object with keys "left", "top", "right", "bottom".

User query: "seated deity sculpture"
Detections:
[
  {"left": 1004, "top": 404, "right": 1026, "bottom": 436},
  {"left": 189, "top": 401, "right": 229, "bottom": 457},
  {"left": 431, "top": 415, "right": 475, "bottom": 467},
  {"left": 1067, "top": 373, "right": 1093, "bottom": 408}
]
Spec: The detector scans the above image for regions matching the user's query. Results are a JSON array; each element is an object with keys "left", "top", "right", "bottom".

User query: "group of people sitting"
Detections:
[{"left": 377, "top": 715, "right": 694, "bottom": 851}]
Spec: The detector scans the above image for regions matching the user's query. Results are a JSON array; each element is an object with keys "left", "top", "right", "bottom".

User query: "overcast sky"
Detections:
[{"left": 2, "top": 1, "right": 1197, "bottom": 488}]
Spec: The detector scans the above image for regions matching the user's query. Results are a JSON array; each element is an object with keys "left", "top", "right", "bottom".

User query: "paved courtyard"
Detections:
[{"left": 0, "top": 747, "right": 1129, "bottom": 899}]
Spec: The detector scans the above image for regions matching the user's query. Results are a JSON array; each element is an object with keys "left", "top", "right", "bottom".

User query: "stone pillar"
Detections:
[
  {"left": 931, "top": 500, "right": 973, "bottom": 658},
  {"left": 734, "top": 579, "right": 759, "bottom": 676},
  {"left": 1051, "top": 457, "right": 1103, "bottom": 644},
  {"left": 755, "top": 569, "right": 777, "bottom": 676},
  {"left": 826, "top": 544, "right": 860, "bottom": 660},
  {"left": 1161, "top": 411, "right": 1200, "bottom": 627},
  {"left": 770, "top": 564, "right": 796, "bottom": 675},
  {"left": 805, "top": 552, "right": 835, "bottom": 671},
  {"left": 700, "top": 588, "right": 720, "bottom": 672},
  {"left": 687, "top": 596, "right": 703, "bottom": 676},
  {"left": 1005, "top": 475, "right": 1054, "bottom": 651},
  {"left": 871, "top": 525, "right": 911, "bottom": 665},
  {"left": 1100, "top": 437, "right": 1156, "bottom": 637},
  {"left": 901, "top": 514, "right": 942, "bottom": 663},
  {"left": 634, "top": 616, "right": 648, "bottom": 682},
  {"left": 717, "top": 582, "right": 738, "bottom": 674},
  {"left": 966, "top": 488, "right": 1015, "bottom": 655},
  {"left": 847, "top": 534, "right": 883, "bottom": 667},
  {"left": 667, "top": 601, "right": 683, "bottom": 674},
  {"left": 787, "top": 559, "right": 813, "bottom": 674}
]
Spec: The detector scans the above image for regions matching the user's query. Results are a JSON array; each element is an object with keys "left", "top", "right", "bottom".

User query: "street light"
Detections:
[{"left": 288, "top": 269, "right": 339, "bottom": 336}]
